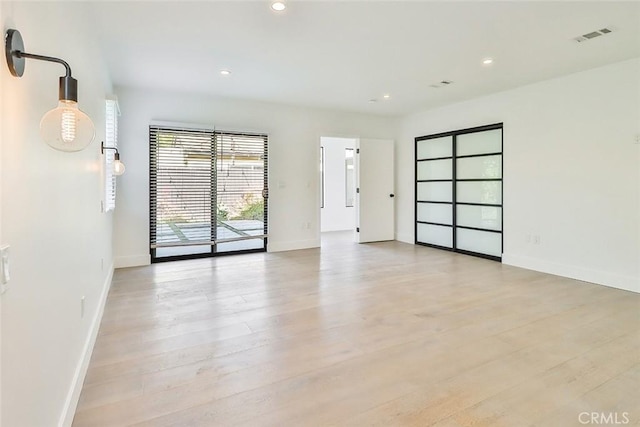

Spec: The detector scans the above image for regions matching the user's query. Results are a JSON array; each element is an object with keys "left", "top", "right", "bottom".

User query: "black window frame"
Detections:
[{"left": 149, "top": 126, "right": 268, "bottom": 263}]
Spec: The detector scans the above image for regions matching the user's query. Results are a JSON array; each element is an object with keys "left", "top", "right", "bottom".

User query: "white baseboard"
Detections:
[
  {"left": 395, "top": 232, "right": 413, "bottom": 244},
  {"left": 59, "top": 263, "right": 114, "bottom": 427},
  {"left": 114, "top": 254, "right": 150, "bottom": 268},
  {"left": 502, "top": 253, "right": 639, "bottom": 294},
  {"left": 268, "top": 239, "right": 320, "bottom": 252}
]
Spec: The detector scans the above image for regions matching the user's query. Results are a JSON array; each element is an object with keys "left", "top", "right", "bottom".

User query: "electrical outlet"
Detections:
[{"left": 533, "top": 235, "right": 541, "bottom": 245}]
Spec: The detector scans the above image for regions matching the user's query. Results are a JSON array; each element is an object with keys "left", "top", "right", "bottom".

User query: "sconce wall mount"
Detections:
[
  {"left": 5, "top": 28, "right": 95, "bottom": 152},
  {"left": 101, "top": 141, "right": 126, "bottom": 176}
]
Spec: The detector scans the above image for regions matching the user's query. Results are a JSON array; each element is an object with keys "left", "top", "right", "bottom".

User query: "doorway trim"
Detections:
[{"left": 319, "top": 136, "right": 359, "bottom": 243}]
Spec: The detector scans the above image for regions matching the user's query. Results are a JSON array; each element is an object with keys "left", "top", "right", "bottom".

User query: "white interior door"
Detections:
[{"left": 356, "top": 139, "right": 395, "bottom": 243}]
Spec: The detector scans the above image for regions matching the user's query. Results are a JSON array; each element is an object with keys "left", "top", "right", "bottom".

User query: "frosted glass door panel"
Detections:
[
  {"left": 417, "top": 182, "right": 452, "bottom": 202},
  {"left": 457, "top": 155, "right": 502, "bottom": 179},
  {"left": 417, "top": 203, "right": 452, "bottom": 225},
  {"left": 457, "top": 181, "right": 502, "bottom": 204},
  {"left": 417, "top": 136, "right": 452, "bottom": 159},
  {"left": 417, "top": 159, "right": 452, "bottom": 180},
  {"left": 417, "top": 223, "right": 452, "bottom": 248},
  {"left": 457, "top": 129, "right": 502, "bottom": 156},
  {"left": 457, "top": 205, "right": 502, "bottom": 231},
  {"left": 456, "top": 228, "right": 502, "bottom": 257},
  {"left": 415, "top": 124, "right": 503, "bottom": 261}
]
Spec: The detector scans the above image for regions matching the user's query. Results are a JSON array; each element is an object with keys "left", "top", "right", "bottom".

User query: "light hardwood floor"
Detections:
[{"left": 73, "top": 233, "right": 640, "bottom": 426}]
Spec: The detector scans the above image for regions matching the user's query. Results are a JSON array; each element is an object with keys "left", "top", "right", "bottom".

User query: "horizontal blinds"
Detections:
[
  {"left": 104, "top": 99, "right": 118, "bottom": 212},
  {"left": 216, "top": 132, "right": 268, "bottom": 241},
  {"left": 150, "top": 126, "right": 268, "bottom": 249}
]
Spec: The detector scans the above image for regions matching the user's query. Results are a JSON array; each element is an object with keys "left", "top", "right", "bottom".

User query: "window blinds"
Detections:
[
  {"left": 104, "top": 99, "right": 119, "bottom": 212},
  {"left": 149, "top": 126, "right": 268, "bottom": 250}
]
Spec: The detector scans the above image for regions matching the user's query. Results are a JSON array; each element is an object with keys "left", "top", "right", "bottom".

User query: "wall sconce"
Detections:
[
  {"left": 101, "top": 142, "right": 126, "bottom": 176},
  {"left": 4, "top": 29, "right": 95, "bottom": 152}
]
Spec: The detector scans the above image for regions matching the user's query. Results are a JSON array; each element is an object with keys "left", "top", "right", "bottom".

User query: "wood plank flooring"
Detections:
[{"left": 73, "top": 233, "right": 640, "bottom": 426}]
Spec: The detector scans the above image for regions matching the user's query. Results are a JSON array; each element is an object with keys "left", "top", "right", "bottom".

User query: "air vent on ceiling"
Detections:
[
  {"left": 429, "top": 80, "right": 454, "bottom": 89},
  {"left": 574, "top": 28, "right": 614, "bottom": 43}
]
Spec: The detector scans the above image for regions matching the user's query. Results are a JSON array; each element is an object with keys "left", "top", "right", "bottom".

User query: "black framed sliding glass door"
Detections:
[
  {"left": 415, "top": 123, "right": 503, "bottom": 261},
  {"left": 415, "top": 135, "right": 454, "bottom": 248},
  {"left": 150, "top": 126, "right": 268, "bottom": 263}
]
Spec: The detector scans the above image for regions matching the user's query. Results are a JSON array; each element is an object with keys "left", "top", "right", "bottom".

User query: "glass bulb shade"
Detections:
[
  {"left": 113, "top": 159, "right": 126, "bottom": 176},
  {"left": 40, "top": 100, "right": 95, "bottom": 152}
]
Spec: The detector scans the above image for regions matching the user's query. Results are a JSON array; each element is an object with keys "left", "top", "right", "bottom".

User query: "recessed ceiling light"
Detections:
[
  {"left": 271, "top": 2, "right": 286, "bottom": 11},
  {"left": 483, "top": 58, "right": 494, "bottom": 65},
  {"left": 220, "top": 70, "right": 231, "bottom": 76},
  {"left": 383, "top": 94, "right": 390, "bottom": 99}
]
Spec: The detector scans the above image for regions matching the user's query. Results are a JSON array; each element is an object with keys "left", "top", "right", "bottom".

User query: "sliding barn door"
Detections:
[{"left": 149, "top": 126, "right": 268, "bottom": 262}]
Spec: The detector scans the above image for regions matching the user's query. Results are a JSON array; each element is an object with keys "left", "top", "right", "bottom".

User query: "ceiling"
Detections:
[{"left": 88, "top": 1, "right": 640, "bottom": 117}]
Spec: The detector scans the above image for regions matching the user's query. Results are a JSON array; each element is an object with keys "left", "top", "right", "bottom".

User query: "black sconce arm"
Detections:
[
  {"left": 101, "top": 142, "right": 121, "bottom": 160},
  {"left": 5, "top": 28, "right": 77, "bottom": 102},
  {"left": 14, "top": 51, "right": 72, "bottom": 77}
]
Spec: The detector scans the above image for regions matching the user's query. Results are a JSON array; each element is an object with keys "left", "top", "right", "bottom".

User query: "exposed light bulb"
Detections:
[
  {"left": 271, "top": 2, "right": 286, "bottom": 11},
  {"left": 113, "top": 159, "right": 126, "bottom": 176},
  {"left": 61, "top": 108, "right": 76, "bottom": 143},
  {"left": 40, "top": 100, "right": 95, "bottom": 152}
]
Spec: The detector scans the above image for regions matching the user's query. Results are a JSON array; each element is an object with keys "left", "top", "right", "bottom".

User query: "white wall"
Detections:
[
  {"left": 321, "top": 137, "right": 356, "bottom": 232},
  {"left": 1, "top": 3, "right": 114, "bottom": 426},
  {"left": 397, "top": 58, "right": 640, "bottom": 293},
  {"left": 0, "top": 5, "right": 4, "bottom": 424},
  {"left": 113, "top": 87, "right": 398, "bottom": 266}
]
